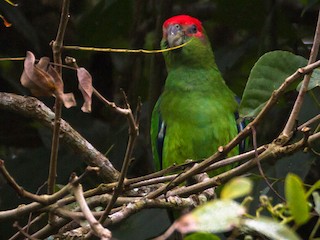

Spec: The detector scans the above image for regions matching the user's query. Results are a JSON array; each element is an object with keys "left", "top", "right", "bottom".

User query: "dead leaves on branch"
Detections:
[
  {"left": 20, "top": 51, "right": 93, "bottom": 112},
  {"left": 21, "top": 51, "right": 76, "bottom": 108}
]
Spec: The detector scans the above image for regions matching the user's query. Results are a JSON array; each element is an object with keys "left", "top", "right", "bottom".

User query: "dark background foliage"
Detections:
[{"left": 0, "top": 0, "right": 319, "bottom": 239}]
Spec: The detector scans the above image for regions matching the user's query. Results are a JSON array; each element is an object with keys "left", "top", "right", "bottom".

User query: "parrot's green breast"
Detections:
[{"left": 152, "top": 67, "right": 238, "bottom": 170}]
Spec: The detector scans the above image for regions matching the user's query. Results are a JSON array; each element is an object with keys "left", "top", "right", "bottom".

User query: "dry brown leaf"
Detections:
[
  {"left": 77, "top": 67, "right": 93, "bottom": 113},
  {"left": 61, "top": 93, "right": 77, "bottom": 109},
  {"left": 20, "top": 51, "right": 76, "bottom": 108},
  {"left": 20, "top": 51, "right": 56, "bottom": 97},
  {"left": 48, "top": 66, "right": 76, "bottom": 108}
]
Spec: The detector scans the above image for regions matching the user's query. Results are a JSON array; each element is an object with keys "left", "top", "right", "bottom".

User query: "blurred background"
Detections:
[{"left": 0, "top": 0, "right": 319, "bottom": 239}]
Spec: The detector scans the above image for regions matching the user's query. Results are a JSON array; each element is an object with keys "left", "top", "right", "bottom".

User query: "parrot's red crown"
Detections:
[{"left": 163, "top": 15, "right": 203, "bottom": 33}]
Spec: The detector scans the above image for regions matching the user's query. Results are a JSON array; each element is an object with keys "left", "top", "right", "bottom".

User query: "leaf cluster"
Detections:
[{"left": 159, "top": 176, "right": 320, "bottom": 240}]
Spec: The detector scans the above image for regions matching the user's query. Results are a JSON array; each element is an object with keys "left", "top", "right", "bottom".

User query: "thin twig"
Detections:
[
  {"left": 26, "top": 181, "right": 47, "bottom": 235},
  {"left": 71, "top": 176, "right": 111, "bottom": 240},
  {"left": 95, "top": 92, "right": 140, "bottom": 232},
  {"left": 309, "top": 217, "right": 320, "bottom": 240},
  {"left": 12, "top": 222, "right": 39, "bottom": 240},
  {"left": 9, "top": 214, "right": 46, "bottom": 240},
  {"left": 0, "top": 56, "right": 78, "bottom": 72},
  {"left": 251, "top": 126, "right": 285, "bottom": 202},
  {"left": 63, "top": 39, "right": 192, "bottom": 54},
  {"left": 297, "top": 114, "right": 320, "bottom": 131},
  {"left": 47, "top": 0, "right": 70, "bottom": 199},
  {"left": 0, "top": 57, "right": 25, "bottom": 61},
  {"left": 204, "top": 146, "right": 266, "bottom": 173},
  {"left": 283, "top": 10, "right": 320, "bottom": 137},
  {"left": 93, "top": 88, "right": 131, "bottom": 115}
]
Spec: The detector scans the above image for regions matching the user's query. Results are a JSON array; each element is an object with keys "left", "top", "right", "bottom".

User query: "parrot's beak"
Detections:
[{"left": 166, "top": 24, "right": 185, "bottom": 48}]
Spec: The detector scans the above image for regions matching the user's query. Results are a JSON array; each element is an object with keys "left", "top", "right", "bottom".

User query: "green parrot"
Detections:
[{"left": 151, "top": 15, "right": 243, "bottom": 173}]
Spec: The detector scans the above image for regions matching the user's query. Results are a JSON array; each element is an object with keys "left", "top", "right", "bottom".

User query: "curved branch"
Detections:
[{"left": 0, "top": 92, "right": 120, "bottom": 182}]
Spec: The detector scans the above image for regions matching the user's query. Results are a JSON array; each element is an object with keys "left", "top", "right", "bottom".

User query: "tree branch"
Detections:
[{"left": 0, "top": 92, "right": 120, "bottom": 182}]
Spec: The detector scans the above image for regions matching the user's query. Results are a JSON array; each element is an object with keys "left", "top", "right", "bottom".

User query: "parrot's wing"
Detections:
[{"left": 151, "top": 98, "right": 166, "bottom": 171}]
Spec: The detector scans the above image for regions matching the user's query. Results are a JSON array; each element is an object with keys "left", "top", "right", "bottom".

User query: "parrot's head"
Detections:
[
  {"left": 162, "top": 15, "right": 205, "bottom": 48},
  {"left": 161, "top": 15, "right": 215, "bottom": 69}
]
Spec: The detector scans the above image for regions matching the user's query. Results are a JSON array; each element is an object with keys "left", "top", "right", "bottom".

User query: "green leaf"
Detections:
[
  {"left": 285, "top": 173, "right": 310, "bottom": 225},
  {"left": 175, "top": 200, "right": 245, "bottom": 234},
  {"left": 220, "top": 177, "right": 253, "bottom": 200},
  {"left": 296, "top": 68, "right": 320, "bottom": 91},
  {"left": 239, "top": 51, "right": 308, "bottom": 118},
  {"left": 183, "top": 232, "right": 221, "bottom": 240},
  {"left": 312, "top": 191, "right": 320, "bottom": 215},
  {"left": 243, "top": 217, "right": 301, "bottom": 240}
]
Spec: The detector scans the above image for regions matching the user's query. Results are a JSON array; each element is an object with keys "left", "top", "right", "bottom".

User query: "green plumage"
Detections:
[{"left": 151, "top": 16, "right": 238, "bottom": 173}]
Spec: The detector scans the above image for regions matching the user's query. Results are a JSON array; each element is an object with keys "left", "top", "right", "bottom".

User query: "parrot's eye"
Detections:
[
  {"left": 174, "top": 24, "right": 181, "bottom": 30},
  {"left": 188, "top": 24, "right": 198, "bottom": 34},
  {"left": 168, "top": 24, "right": 182, "bottom": 36}
]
